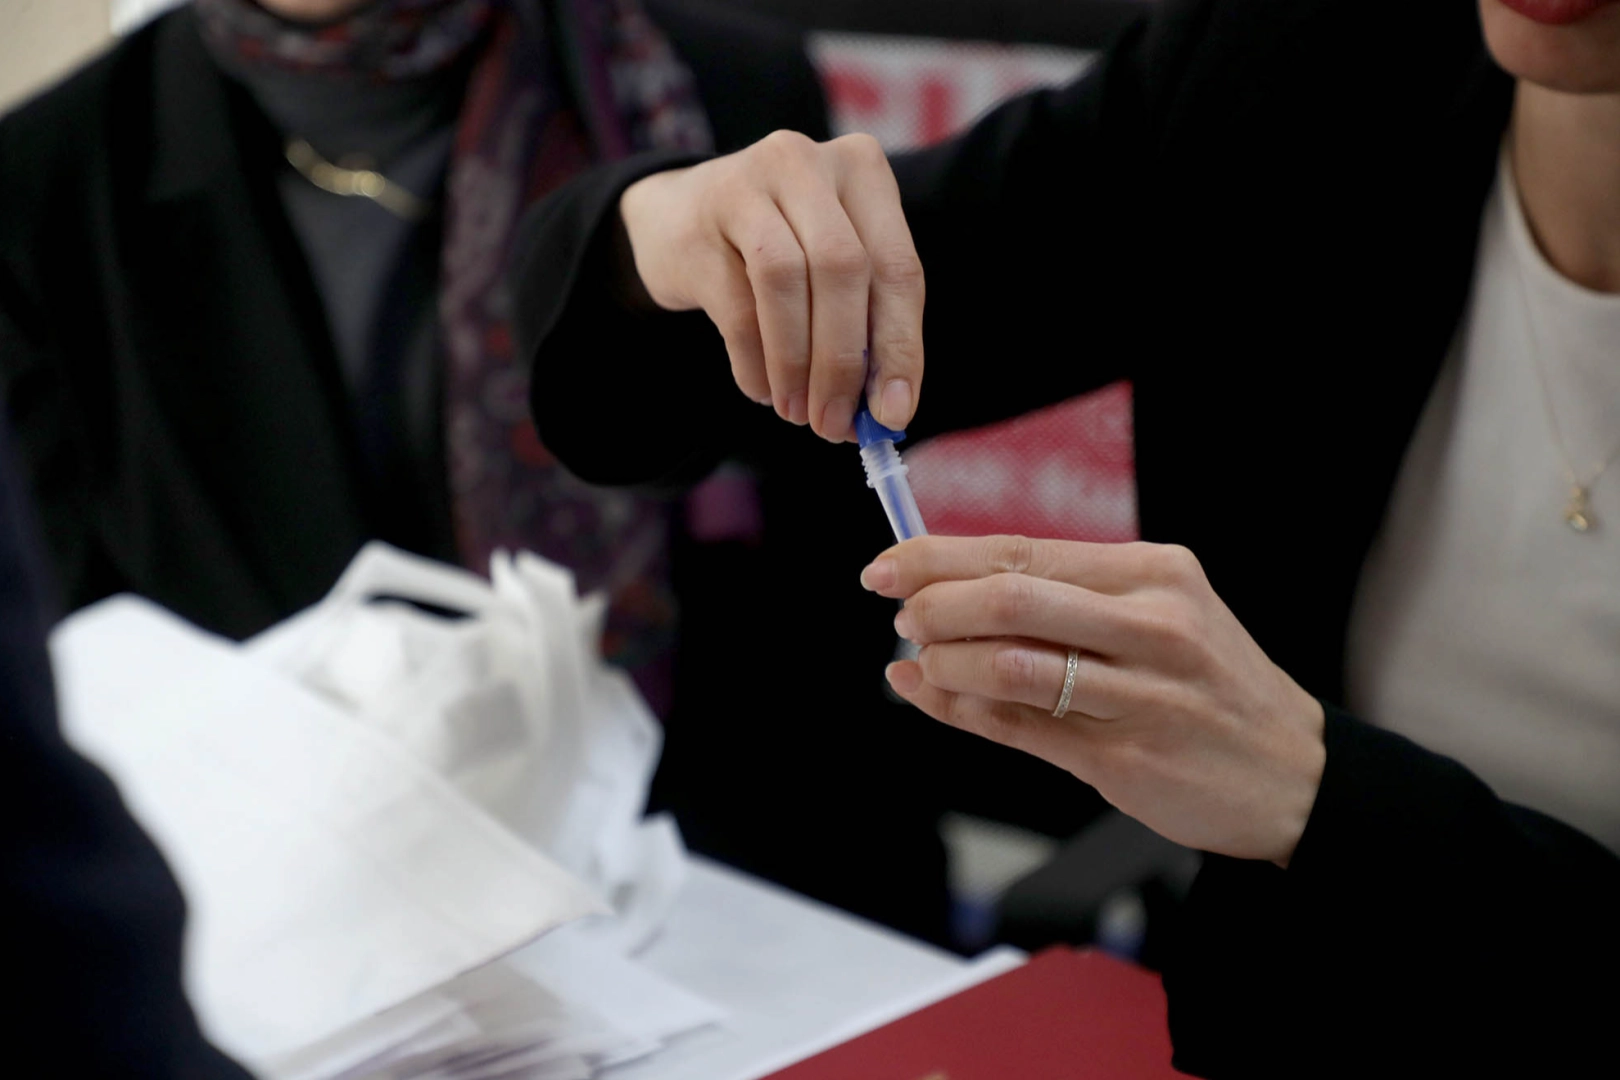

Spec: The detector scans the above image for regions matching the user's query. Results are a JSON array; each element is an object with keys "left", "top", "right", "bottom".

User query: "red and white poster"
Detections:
[{"left": 814, "top": 33, "right": 1137, "bottom": 543}]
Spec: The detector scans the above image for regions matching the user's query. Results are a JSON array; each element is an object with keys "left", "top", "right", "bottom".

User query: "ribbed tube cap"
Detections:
[{"left": 854, "top": 406, "right": 906, "bottom": 449}]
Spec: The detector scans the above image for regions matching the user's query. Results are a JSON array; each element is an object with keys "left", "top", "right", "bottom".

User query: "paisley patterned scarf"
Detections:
[{"left": 195, "top": 0, "right": 714, "bottom": 715}]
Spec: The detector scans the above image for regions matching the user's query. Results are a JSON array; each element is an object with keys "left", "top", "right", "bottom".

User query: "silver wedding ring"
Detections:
[{"left": 1053, "top": 648, "right": 1080, "bottom": 718}]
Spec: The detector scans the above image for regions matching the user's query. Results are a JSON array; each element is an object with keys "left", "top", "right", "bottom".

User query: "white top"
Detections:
[{"left": 1346, "top": 153, "right": 1620, "bottom": 852}]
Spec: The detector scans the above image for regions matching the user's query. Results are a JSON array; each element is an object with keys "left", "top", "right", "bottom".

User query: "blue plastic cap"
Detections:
[{"left": 855, "top": 405, "right": 906, "bottom": 449}]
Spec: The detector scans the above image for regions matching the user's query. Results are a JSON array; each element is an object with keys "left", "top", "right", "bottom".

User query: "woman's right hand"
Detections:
[{"left": 617, "top": 131, "right": 925, "bottom": 443}]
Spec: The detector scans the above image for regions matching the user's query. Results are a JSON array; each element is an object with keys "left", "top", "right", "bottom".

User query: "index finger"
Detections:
[
  {"left": 832, "top": 135, "right": 924, "bottom": 431},
  {"left": 860, "top": 535, "right": 1193, "bottom": 599}
]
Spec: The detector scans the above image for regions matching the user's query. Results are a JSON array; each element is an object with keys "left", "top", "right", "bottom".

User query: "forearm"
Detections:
[{"left": 513, "top": 52, "right": 1162, "bottom": 475}]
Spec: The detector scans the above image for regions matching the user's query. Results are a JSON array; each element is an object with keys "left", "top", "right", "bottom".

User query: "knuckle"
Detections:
[
  {"left": 808, "top": 238, "right": 870, "bottom": 286},
  {"left": 834, "top": 131, "right": 887, "bottom": 168},
  {"left": 984, "top": 535, "right": 1035, "bottom": 575},
  {"left": 986, "top": 573, "right": 1036, "bottom": 625},
  {"left": 708, "top": 164, "right": 749, "bottom": 201},
  {"left": 903, "top": 591, "right": 935, "bottom": 632},
  {"left": 1140, "top": 599, "right": 1204, "bottom": 654},
  {"left": 705, "top": 172, "right": 756, "bottom": 223},
  {"left": 1152, "top": 679, "right": 1203, "bottom": 719},
  {"left": 1121, "top": 541, "right": 1162, "bottom": 576},
  {"left": 1153, "top": 543, "right": 1205, "bottom": 586},
  {"left": 1096, "top": 733, "right": 1153, "bottom": 784},
  {"left": 871, "top": 329, "right": 924, "bottom": 371},
  {"left": 824, "top": 348, "right": 870, "bottom": 377},
  {"left": 758, "top": 128, "right": 815, "bottom": 160},
  {"left": 751, "top": 247, "right": 808, "bottom": 295},
  {"left": 714, "top": 306, "right": 759, "bottom": 346},
  {"left": 870, "top": 247, "right": 925, "bottom": 291},
  {"left": 988, "top": 645, "right": 1038, "bottom": 696},
  {"left": 902, "top": 535, "right": 945, "bottom": 573}
]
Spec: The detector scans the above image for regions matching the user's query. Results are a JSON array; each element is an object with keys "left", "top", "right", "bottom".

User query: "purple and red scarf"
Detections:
[{"left": 195, "top": 0, "right": 715, "bottom": 714}]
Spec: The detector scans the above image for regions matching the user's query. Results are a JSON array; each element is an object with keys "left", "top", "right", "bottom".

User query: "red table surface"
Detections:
[{"left": 762, "top": 947, "right": 1190, "bottom": 1080}]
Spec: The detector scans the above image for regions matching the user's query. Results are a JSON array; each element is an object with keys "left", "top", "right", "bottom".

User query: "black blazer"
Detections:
[
  {"left": 0, "top": 0, "right": 826, "bottom": 641},
  {"left": 0, "top": 3, "right": 975, "bottom": 945},
  {"left": 513, "top": 0, "right": 1620, "bottom": 1072}
]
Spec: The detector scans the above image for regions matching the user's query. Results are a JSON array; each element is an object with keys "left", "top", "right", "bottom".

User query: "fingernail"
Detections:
[
  {"left": 821, "top": 396, "right": 857, "bottom": 442},
  {"left": 879, "top": 379, "right": 912, "bottom": 428},
  {"left": 752, "top": 393, "right": 773, "bottom": 406},
  {"left": 886, "top": 661, "right": 922, "bottom": 695},
  {"left": 893, "top": 607, "right": 915, "bottom": 639},
  {"left": 860, "top": 558, "right": 896, "bottom": 591},
  {"left": 786, "top": 391, "right": 808, "bottom": 426}
]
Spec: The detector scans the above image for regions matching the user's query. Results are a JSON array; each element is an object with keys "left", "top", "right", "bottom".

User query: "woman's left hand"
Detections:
[{"left": 864, "top": 535, "right": 1326, "bottom": 866}]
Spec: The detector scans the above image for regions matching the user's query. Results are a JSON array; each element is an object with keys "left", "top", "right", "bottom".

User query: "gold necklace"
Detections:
[
  {"left": 284, "top": 138, "right": 429, "bottom": 222},
  {"left": 1512, "top": 239, "right": 1620, "bottom": 533}
]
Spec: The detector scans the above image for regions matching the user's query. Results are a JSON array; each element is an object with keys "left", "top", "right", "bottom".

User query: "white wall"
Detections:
[
  {"left": 0, "top": 0, "right": 113, "bottom": 113},
  {"left": 110, "top": 0, "right": 186, "bottom": 34}
]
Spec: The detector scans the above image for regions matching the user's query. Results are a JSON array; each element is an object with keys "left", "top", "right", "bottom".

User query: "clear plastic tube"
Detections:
[
  {"left": 855, "top": 407, "right": 928, "bottom": 674},
  {"left": 860, "top": 438, "right": 928, "bottom": 542}
]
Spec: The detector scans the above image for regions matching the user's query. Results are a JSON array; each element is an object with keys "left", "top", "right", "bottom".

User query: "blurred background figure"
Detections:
[{"left": 0, "top": 0, "right": 816, "bottom": 703}]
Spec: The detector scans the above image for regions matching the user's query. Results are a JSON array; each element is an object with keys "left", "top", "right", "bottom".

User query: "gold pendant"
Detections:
[{"left": 1565, "top": 485, "right": 1593, "bottom": 532}]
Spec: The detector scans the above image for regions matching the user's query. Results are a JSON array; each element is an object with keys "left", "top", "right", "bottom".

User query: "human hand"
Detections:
[
  {"left": 863, "top": 536, "right": 1326, "bottom": 866},
  {"left": 618, "top": 131, "right": 924, "bottom": 442}
]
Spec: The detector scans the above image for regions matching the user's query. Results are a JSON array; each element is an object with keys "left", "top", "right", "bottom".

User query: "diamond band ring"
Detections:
[{"left": 1053, "top": 648, "right": 1080, "bottom": 718}]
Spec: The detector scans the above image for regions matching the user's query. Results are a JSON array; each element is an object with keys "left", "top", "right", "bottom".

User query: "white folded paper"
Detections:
[
  {"left": 51, "top": 543, "right": 723, "bottom": 1080},
  {"left": 52, "top": 596, "right": 604, "bottom": 1063}
]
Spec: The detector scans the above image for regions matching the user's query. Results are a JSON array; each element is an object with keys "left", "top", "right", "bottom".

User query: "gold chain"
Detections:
[
  {"left": 284, "top": 138, "right": 429, "bottom": 222},
  {"left": 1511, "top": 218, "right": 1620, "bottom": 533}
]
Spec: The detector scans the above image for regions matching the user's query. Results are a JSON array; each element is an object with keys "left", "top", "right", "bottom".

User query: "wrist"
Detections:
[
  {"left": 607, "top": 207, "right": 658, "bottom": 313},
  {"left": 1270, "top": 692, "right": 1327, "bottom": 869},
  {"left": 618, "top": 168, "right": 695, "bottom": 312}
]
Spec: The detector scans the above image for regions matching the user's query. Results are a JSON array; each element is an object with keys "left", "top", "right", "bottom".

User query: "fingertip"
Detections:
[
  {"left": 885, "top": 660, "right": 923, "bottom": 695},
  {"left": 874, "top": 378, "right": 914, "bottom": 430},
  {"left": 819, "top": 395, "right": 858, "bottom": 444},
  {"left": 785, "top": 390, "right": 808, "bottom": 426},
  {"left": 859, "top": 557, "right": 896, "bottom": 592},
  {"left": 737, "top": 381, "right": 772, "bottom": 406}
]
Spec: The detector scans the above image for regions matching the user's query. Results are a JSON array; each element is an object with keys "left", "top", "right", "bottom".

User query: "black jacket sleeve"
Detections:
[
  {"left": 0, "top": 414, "right": 251, "bottom": 1079},
  {"left": 1165, "top": 708, "right": 1620, "bottom": 1077},
  {"left": 514, "top": 3, "right": 1193, "bottom": 486},
  {"left": 511, "top": 0, "right": 844, "bottom": 487},
  {"left": 515, "top": 0, "right": 1503, "bottom": 482},
  {"left": 646, "top": 0, "right": 830, "bottom": 153}
]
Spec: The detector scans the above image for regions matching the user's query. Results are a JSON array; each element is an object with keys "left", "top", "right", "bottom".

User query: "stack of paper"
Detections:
[{"left": 51, "top": 544, "right": 724, "bottom": 1080}]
